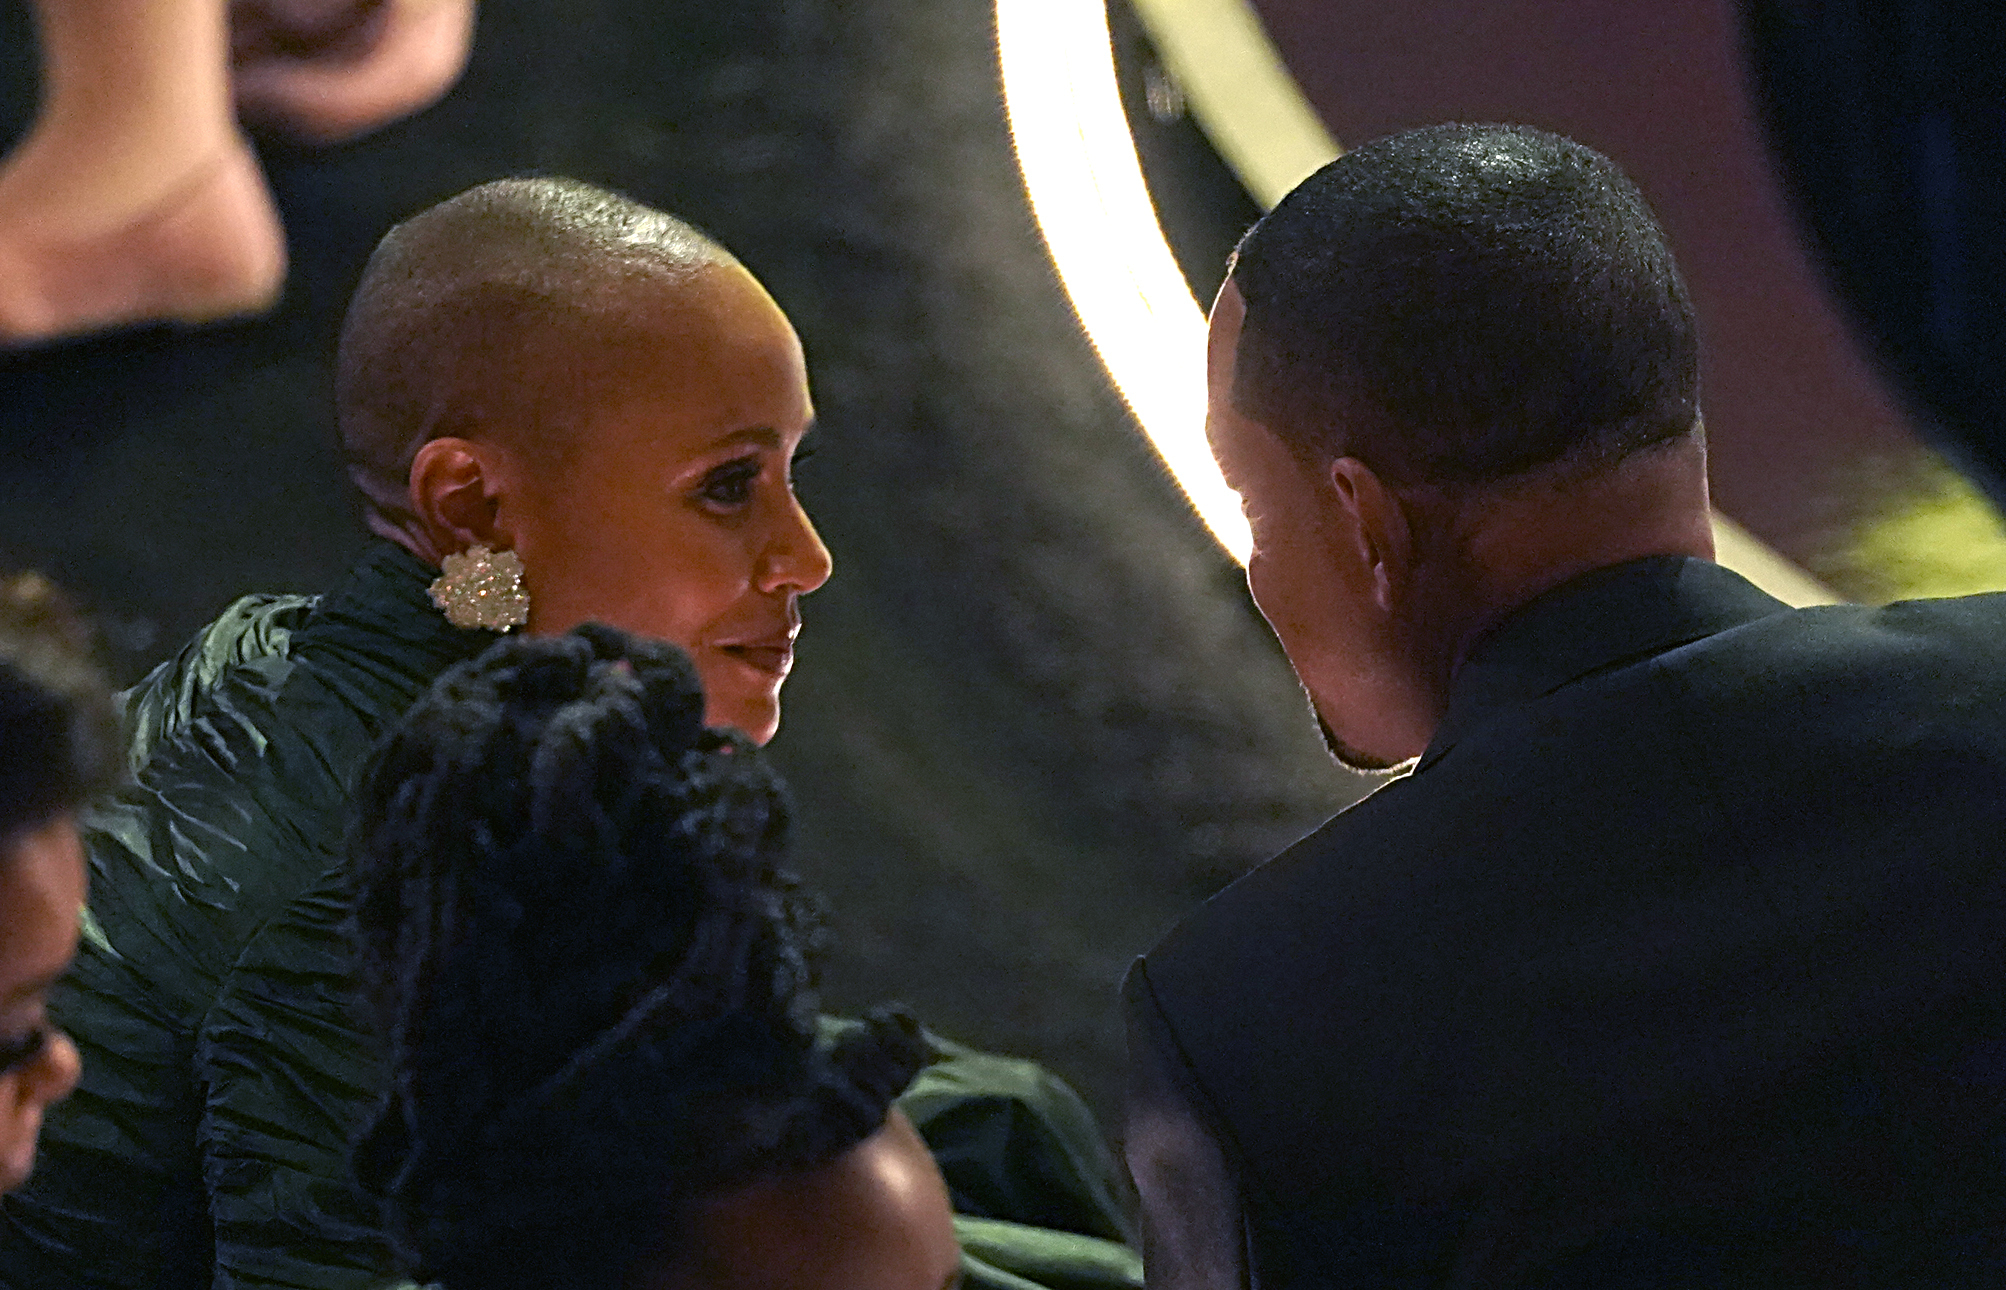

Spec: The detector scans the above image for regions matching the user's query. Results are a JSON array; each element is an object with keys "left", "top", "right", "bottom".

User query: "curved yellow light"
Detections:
[
  {"left": 1126, "top": 0, "right": 1341, "bottom": 209},
  {"left": 998, "top": 0, "right": 1836, "bottom": 607},
  {"left": 995, "top": 0, "right": 1251, "bottom": 561}
]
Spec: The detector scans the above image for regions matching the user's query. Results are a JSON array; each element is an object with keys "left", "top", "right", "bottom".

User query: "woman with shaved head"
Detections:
[
  {"left": 337, "top": 176, "right": 831, "bottom": 746},
  {"left": 0, "top": 179, "right": 1137, "bottom": 1289}
]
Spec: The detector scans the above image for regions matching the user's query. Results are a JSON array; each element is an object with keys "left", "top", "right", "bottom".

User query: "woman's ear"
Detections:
[
  {"left": 408, "top": 437, "right": 507, "bottom": 561},
  {"left": 1328, "top": 456, "right": 1413, "bottom": 615}
]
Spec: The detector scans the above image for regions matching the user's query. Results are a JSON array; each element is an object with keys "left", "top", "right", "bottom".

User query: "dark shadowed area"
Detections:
[
  {"left": 0, "top": 0, "right": 1359, "bottom": 1118},
  {"left": 1744, "top": 0, "right": 2006, "bottom": 506}
]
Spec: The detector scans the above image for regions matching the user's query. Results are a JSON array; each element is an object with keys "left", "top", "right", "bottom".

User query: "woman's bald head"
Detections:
[
  {"left": 337, "top": 179, "right": 827, "bottom": 744},
  {"left": 336, "top": 177, "right": 741, "bottom": 522}
]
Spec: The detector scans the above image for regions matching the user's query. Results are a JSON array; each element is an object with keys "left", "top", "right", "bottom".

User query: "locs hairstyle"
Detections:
[
  {"left": 349, "top": 624, "right": 926, "bottom": 1290},
  {"left": 0, "top": 574, "right": 119, "bottom": 843},
  {"left": 1230, "top": 123, "right": 1701, "bottom": 484}
]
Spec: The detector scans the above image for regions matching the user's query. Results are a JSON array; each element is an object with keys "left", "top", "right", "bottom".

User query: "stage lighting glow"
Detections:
[
  {"left": 1127, "top": 0, "right": 1341, "bottom": 209},
  {"left": 998, "top": 0, "right": 1836, "bottom": 606},
  {"left": 996, "top": 0, "right": 1252, "bottom": 562}
]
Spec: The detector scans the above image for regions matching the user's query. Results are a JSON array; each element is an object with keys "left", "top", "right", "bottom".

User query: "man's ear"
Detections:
[
  {"left": 1328, "top": 456, "right": 1412, "bottom": 614},
  {"left": 408, "top": 437, "right": 509, "bottom": 561}
]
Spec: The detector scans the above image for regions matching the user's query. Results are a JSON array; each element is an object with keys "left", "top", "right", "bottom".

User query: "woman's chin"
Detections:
[
  {"left": 707, "top": 693, "right": 781, "bottom": 745},
  {"left": 698, "top": 653, "right": 789, "bottom": 745}
]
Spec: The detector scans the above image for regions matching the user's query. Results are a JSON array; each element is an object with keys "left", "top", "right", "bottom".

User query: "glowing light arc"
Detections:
[
  {"left": 997, "top": 0, "right": 1836, "bottom": 607},
  {"left": 996, "top": 0, "right": 1250, "bottom": 562}
]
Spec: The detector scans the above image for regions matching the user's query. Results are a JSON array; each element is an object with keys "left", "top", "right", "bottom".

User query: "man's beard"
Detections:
[{"left": 1316, "top": 713, "right": 1410, "bottom": 774}]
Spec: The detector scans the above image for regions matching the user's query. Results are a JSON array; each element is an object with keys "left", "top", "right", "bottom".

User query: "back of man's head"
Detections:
[
  {"left": 337, "top": 177, "right": 736, "bottom": 523},
  {"left": 1230, "top": 123, "right": 1699, "bottom": 485}
]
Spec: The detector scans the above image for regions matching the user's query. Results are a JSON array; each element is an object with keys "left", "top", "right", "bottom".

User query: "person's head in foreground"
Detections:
[
  {"left": 338, "top": 177, "right": 830, "bottom": 745},
  {"left": 0, "top": 575, "right": 117, "bottom": 1190},
  {"left": 350, "top": 625, "right": 960, "bottom": 1290},
  {"left": 1214, "top": 123, "right": 1708, "bottom": 769}
]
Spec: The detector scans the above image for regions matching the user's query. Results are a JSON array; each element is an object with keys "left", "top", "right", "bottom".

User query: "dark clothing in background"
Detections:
[
  {"left": 0, "top": 543, "right": 1139, "bottom": 1290},
  {"left": 1127, "top": 557, "right": 2006, "bottom": 1288}
]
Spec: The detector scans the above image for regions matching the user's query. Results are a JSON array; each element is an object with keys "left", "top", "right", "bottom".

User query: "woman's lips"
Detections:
[{"left": 717, "top": 642, "right": 794, "bottom": 679}]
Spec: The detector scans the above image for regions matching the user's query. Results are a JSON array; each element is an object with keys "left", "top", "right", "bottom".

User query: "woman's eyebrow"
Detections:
[
  {"left": 709, "top": 418, "right": 819, "bottom": 454},
  {"left": 709, "top": 427, "right": 784, "bottom": 450}
]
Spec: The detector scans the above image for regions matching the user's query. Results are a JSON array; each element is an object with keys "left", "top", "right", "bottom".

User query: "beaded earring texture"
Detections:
[{"left": 428, "top": 545, "right": 530, "bottom": 632}]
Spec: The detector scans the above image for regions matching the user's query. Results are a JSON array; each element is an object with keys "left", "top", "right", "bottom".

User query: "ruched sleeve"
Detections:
[
  {"left": 902, "top": 1033, "right": 1136, "bottom": 1247},
  {"left": 0, "top": 607, "right": 333, "bottom": 1289},
  {"left": 200, "top": 865, "right": 397, "bottom": 1290}
]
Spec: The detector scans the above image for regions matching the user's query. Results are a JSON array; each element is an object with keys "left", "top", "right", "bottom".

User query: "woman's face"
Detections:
[
  {"left": 493, "top": 264, "right": 830, "bottom": 746},
  {"left": 650, "top": 1109, "right": 962, "bottom": 1290},
  {"left": 0, "top": 816, "right": 84, "bottom": 1191}
]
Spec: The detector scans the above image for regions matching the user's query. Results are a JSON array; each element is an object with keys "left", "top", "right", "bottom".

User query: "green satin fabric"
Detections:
[{"left": 0, "top": 542, "right": 1137, "bottom": 1289}]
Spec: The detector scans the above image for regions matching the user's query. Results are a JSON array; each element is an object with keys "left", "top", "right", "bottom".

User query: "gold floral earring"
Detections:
[{"left": 428, "top": 545, "right": 530, "bottom": 632}]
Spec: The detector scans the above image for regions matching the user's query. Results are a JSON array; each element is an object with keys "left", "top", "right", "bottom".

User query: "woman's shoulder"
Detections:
[
  {"left": 74, "top": 585, "right": 377, "bottom": 1016},
  {"left": 118, "top": 591, "right": 317, "bottom": 769}
]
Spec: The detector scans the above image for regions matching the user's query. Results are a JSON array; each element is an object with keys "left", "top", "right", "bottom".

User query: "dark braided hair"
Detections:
[
  {"left": 349, "top": 623, "right": 928, "bottom": 1290},
  {"left": 0, "top": 573, "right": 119, "bottom": 844}
]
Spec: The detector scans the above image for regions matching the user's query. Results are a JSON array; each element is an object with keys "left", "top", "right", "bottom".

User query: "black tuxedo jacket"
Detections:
[{"left": 1126, "top": 557, "right": 2006, "bottom": 1288}]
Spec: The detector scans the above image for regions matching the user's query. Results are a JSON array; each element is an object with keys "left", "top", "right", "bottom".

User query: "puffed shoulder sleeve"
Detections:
[
  {"left": 852, "top": 1017, "right": 1139, "bottom": 1288},
  {"left": 1122, "top": 958, "right": 1247, "bottom": 1290},
  {"left": 897, "top": 1028, "right": 1136, "bottom": 1248}
]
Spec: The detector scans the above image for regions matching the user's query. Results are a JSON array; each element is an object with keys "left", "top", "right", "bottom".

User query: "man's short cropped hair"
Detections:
[
  {"left": 1230, "top": 123, "right": 1700, "bottom": 485},
  {"left": 336, "top": 177, "right": 737, "bottom": 519}
]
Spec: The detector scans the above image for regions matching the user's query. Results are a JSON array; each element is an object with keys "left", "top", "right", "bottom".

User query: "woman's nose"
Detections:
[{"left": 760, "top": 496, "right": 833, "bottom": 595}]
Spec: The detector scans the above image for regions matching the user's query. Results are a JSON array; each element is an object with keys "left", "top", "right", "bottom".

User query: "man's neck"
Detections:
[{"left": 1418, "top": 435, "right": 1716, "bottom": 707}]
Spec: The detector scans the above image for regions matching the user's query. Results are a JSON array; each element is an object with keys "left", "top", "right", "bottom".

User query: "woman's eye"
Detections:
[{"left": 698, "top": 460, "right": 761, "bottom": 509}]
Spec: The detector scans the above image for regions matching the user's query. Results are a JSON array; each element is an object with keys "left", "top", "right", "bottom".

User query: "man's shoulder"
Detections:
[
  {"left": 1133, "top": 586, "right": 2006, "bottom": 1259},
  {"left": 1146, "top": 590, "right": 2006, "bottom": 989},
  {"left": 1146, "top": 773, "right": 1412, "bottom": 965},
  {"left": 1650, "top": 592, "right": 2006, "bottom": 767},
  {"left": 1671, "top": 589, "right": 2006, "bottom": 680}
]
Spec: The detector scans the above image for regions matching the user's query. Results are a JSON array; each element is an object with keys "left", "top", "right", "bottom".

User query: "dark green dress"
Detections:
[{"left": 0, "top": 543, "right": 1138, "bottom": 1290}]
